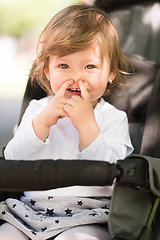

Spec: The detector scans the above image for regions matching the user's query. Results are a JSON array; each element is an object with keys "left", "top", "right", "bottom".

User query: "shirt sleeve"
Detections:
[
  {"left": 77, "top": 110, "right": 133, "bottom": 163},
  {"left": 4, "top": 100, "right": 48, "bottom": 160}
]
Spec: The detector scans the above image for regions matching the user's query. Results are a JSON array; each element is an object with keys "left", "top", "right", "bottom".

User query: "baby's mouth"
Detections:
[
  {"left": 67, "top": 88, "right": 81, "bottom": 97},
  {"left": 68, "top": 88, "right": 81, "bottom": 92}
]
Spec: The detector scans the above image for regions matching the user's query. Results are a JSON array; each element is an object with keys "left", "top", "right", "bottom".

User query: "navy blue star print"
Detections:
[
  {"left": 12, "top": 204, "right": 16, "bottom": 208},
  {"left": 104, "top": 209, "right": 109, "bottom": 215},
  {"left": 101, "top": 205, "right": 109, "bottom": 209},
  {"left": 65, "top": 208, "right": 72, "bottom": 215},
  {"left": 89, "top": 211, "right": 97, "bottom": 217},
  {"left": 31, "top": 230, "right": 37, "bottom": 235},
  {"left": 2, "top": 211, "right": 6, "bottom": 215},
  {"left": 41, "top": 227, "right": 47, "bottom": 232},
  {"left": 46, "top": 208, "right": 55, "bottom": 216},
  {"left": 77, "top": 201, "right": 83, "bottom": 206},
  {"left": 30, "top": 199, "right": 36, "bottom": 206},
  {"left": 55, "top": 219, "right": 59, "bottom": 224},
  {"left": 48, "top": 196, "right": 53, "bottom": 200}
]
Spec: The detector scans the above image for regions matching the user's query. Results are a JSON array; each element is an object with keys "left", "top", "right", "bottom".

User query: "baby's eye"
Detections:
[
  {"left": 85, "top": 64, "right": 96, "bottom": 69},
  {"left": 59, "top": 64, "right": 69, "bottom": 69}
]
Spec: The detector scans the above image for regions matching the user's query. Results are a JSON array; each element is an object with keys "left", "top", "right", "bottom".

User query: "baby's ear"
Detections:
[
  {"left": 44, "top": 66, "right": 50, "bottom": 81},
  {"left": 109, "top": 70, "right": 116, "bottom": 82}
]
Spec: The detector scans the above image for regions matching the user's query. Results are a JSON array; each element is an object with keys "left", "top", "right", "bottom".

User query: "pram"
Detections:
[{"left": 1, "top": 0, "right": 160, "bottom": 239}]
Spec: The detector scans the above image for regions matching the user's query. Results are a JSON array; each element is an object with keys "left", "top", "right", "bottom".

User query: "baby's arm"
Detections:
[
  {"left": 32, "top": 80, "right": 73, "bottom": 142},
  {"left": 64, "top": 80, "right": 100, "bottom": 151},
  {"left": 77, "top": 110, "right": 133, "bottom": 163},
  {"left": 4, "top": 80, "right": 73, "bottom": 160}
]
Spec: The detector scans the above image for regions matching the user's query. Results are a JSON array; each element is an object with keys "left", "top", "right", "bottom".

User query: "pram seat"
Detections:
[
  {"left": 1, "top": 0, "right": 160, "bottom": 239},
  {"left": 1, "top": 52, "right": 159, "bottom": 239}
]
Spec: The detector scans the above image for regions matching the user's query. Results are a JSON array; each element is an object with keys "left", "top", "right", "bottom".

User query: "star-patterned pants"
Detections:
[{"left": 0, "top": 196, "right": 110, "bottom": 240}]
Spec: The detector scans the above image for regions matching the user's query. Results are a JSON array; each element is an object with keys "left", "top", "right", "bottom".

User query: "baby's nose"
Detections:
[{"left": 70, "top": 71, "right": 84, "bottom": 83}]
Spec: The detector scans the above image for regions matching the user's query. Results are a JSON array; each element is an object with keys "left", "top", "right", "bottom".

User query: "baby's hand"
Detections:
[
  {"left": 64, "top": 80, "right": 100, "bottom": 150},
  {"left": 64, "top": 80, "right": 95, "bottom": 131},
  {"left": 32, "top": 80, "right": 73, "bottom": 141},
  {"left": 43, "top": 80, "right": 73, "bottom": 127}
]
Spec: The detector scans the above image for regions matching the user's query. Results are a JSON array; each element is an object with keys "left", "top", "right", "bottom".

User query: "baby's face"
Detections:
[{"left": 44, "top": 44, "right": 115, "bottom": 106}]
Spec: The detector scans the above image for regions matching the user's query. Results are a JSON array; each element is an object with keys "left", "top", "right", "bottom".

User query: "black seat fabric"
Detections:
[
  {"left": 105, "top": 54, "right": 160, "bottom": 153},
  {"left": 95, "top": 0, "right": 160, "bottom": 64}
]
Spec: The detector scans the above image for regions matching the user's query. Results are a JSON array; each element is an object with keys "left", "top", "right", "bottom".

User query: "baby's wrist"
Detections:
[
  {"left": 35, "top": 112, "right": 49, "bottom": 128},
  {"left": 32, "top": 115, "right": 50, "bottom": 142},
  {"left": 79, "top": 122, "right": 100, "bottom": 151},
  {"left": 78, "top": 118, "right": 98, "bottom": 132},
  {"left": 38, "top": 111, "right": 58, "bottom": 128}
]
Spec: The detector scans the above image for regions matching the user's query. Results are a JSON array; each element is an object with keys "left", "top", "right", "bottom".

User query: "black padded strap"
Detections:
[
  {"left": 0, "top": 158, "right": 117, "bottom": 192},
  {"left": 140, "top": 68, "right": 160, "bottom": 157}
]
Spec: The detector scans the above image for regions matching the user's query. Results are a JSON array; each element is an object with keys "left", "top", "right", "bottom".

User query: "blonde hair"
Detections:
[{"left": 30, "top": 4, "right": 131, "bottom": 96}]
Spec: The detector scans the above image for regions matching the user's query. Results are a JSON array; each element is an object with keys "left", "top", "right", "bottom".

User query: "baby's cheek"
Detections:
[
  {"left": 90, "top": 83, "right": 107, "bottom": 101},
  {"left": 51, "top": 87, "right": 58, "bottom": 95},
  {"left": 50, "top": 82, "right": 61, "bottom": 94}
]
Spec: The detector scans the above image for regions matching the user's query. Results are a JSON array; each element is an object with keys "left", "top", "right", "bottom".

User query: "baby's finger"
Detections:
[
  {"left": 56, "top": 80, "right": 73, "bottom": 97},
  {"left": 79, "top": 80, "right": 90, "bottom": 100},
  {"left": 66, "top": 96, "right": 79, "bottom": 107},
  {"left": 59, "top": 110, "right": 69, "bottom": 119}
]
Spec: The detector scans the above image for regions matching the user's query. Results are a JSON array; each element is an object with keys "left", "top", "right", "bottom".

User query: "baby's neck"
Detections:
[{"left": 92, "top": 99, "right": 100, "bottom": 109}]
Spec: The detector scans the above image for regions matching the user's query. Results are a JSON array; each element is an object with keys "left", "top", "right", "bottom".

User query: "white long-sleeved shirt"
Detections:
[{"left": 4, "top": 97, "right": 133, "bottom": 197}]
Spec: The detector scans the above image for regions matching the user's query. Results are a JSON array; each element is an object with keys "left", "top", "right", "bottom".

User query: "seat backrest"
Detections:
[
  {"left": 95, "top": 0, "right": 160, "bottom": 64},
  {"left": 106, "top": 53, "right": 160, "bottom": 154},
  {"left": 17, "top": 78, "right": 47, "bottom": 126}
]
